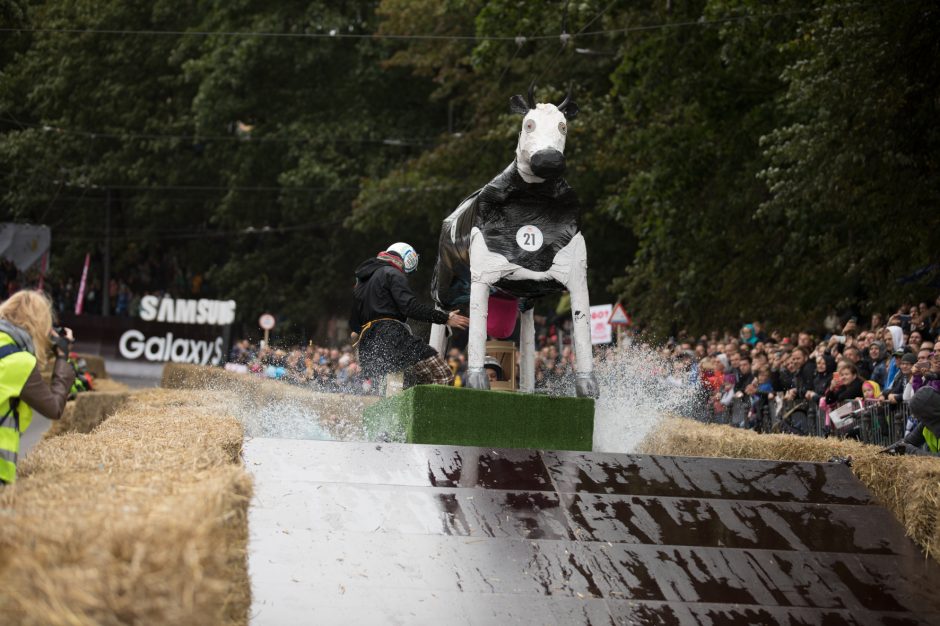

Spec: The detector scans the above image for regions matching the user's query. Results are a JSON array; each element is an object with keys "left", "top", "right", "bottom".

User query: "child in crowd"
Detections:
[{"left": 862, "top": 380, "right": 883, "bottom": 404}]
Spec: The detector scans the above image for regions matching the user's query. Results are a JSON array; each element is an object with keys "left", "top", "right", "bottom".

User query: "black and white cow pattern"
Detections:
[{"left": 430, "top": 87, "right": 599, "bottom": 398}]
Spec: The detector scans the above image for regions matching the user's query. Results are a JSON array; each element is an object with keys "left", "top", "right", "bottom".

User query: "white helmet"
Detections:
[{"left": 387, "top": 242, "right": 419, "bottom": 273}]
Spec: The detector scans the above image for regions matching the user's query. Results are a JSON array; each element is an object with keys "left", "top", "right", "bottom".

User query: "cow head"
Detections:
[{"left": 510, "top": 85, "right": 579, "bottom": 183}]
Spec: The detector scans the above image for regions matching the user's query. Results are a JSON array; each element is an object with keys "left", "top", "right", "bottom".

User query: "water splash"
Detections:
[
  {"left": 238, "top": 397, "right": 335, "bottom": 441},
  {"left": 169, "top": 374, "right": 369, "bottom": 440},
  {"left": 589, "top": 341, "right": 697, "bottom": 453}
]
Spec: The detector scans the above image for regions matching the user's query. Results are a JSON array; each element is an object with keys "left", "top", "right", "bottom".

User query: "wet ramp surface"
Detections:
[{"left": 246, "top": 439, "right": 940, "bottom": 625}]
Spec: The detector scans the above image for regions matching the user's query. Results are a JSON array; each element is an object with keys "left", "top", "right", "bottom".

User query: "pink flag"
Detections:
[{"left": 75, "top": 253, "right": 90, "bottom": 315}]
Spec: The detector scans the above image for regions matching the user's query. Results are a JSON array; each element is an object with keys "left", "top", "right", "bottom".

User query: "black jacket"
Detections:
[
  {"left": 825, "top": 377, "right": 864, "bottom": 405},
  {"left": 350, "top": 258, "right": 449, "bottom": 333},
  {"left": 774, "top": 362, "right": 814, "bottom": 396}
]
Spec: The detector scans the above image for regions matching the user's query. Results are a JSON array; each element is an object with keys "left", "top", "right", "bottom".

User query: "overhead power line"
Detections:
[
  {"left": 0, "top": 117, "right": 437, "bottom": 147},
  {"left": 2, "top": 180, "right": 466, "bottom": 194},
  {"left": 52, "top": 221, "right": 334, "bottom": 242}
]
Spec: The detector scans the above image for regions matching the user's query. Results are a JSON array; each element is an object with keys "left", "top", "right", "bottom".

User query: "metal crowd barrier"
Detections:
[{"left": 692, "top": 392, "right": 912, "bottom": 446}]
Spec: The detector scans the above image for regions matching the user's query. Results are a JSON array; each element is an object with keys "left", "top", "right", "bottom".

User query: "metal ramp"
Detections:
[{"left": 246, "top": 439, "right": 940, "bottom": 625}]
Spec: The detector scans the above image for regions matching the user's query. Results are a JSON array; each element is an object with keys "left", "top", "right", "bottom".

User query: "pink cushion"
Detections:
[{"left": 487, "top": 294, "right": 518, "bottom": 339}]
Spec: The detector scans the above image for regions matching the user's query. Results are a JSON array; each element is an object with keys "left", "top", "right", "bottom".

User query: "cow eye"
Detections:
[
  {"left": 558, "top": 121, "right": 567, "bottom": 135},
  {"left": 524, "top": 119, "right": 536, "bottom": 133}
]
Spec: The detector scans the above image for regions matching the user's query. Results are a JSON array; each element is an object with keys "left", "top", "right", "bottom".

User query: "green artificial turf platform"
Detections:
[{"left": 361, "top": 385, "right": 594, "bottom": 450}]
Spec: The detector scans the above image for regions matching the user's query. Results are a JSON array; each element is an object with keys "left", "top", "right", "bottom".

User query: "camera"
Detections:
[{"left": 50, "top": 326, "right": 72, "bottom": 356}]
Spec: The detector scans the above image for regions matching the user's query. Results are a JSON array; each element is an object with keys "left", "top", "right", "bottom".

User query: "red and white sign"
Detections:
[
  {"left": 590, "top": 304, "right": 613, "bottom": 345},
  {"left": 608, "top": 302, "right": 631, "bottom": 326},
  {"left": 258, "top": 313, "right": 276, "bottom": 330}
]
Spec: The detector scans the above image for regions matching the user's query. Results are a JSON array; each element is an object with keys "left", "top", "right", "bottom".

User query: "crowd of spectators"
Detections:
[
  {"left": 660, "top": 299, "right": 940, "bottom": 440},
  {"left": 4, "top": 251, "right": 208, "bottom": 318},
  {"left": 225, "top": 340, "right": 368, "bottom": 393},
  {"left": 0, "top": 258, "right": 30, "bottom": 301},
  {"left": 42, "top": 255, "right": 207, "bottom": 317}
]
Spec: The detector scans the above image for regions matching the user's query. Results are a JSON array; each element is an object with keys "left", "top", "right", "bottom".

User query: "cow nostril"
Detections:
[{"left": 529, "top": 149, "right": 566, "bottom": 177}]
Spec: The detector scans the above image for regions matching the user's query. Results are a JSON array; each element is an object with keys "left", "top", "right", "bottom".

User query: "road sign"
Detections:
[
  {"left": 590, "top": 304, "right": 613, "bottom": 345},
  {"left": 608, "top": 302, "right": 631, "bottom": 326},
  {"left": 259, "top": 313, "right": 275, "bottom": 330}
]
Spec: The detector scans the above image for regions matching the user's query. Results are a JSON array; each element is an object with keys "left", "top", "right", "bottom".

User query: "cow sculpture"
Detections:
[{"left": 429, "top": 86, "right": 599, "bottom": 398}]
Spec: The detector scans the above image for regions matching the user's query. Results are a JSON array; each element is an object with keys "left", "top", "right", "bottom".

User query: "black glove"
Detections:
[
  {"left": 902, "top": 443, "right": 928, "bottom": 456},
  {"left": 880, "top": 441, "right": 905, "bottom": 455},
  {"left": 881, "top": 442, "right": 927, "bottom": 456},
  {"left": 50, "top": 331, "right": 71, "bottom": 357}
]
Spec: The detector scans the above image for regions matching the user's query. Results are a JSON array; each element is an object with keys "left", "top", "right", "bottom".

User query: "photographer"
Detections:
[
  {"left": 882, "top": 387, "right": 940, "bottom": 456},
  {"left": 0, "top": 290, "right": 76, "bottom": 485}
]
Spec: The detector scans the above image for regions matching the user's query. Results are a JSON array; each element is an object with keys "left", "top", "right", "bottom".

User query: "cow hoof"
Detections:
[
  {"left": 575, "top": 373, "right": 600, "bottom": 399},
  {"left": 465, "top": 368, "right": 491, "bottom": 391}
]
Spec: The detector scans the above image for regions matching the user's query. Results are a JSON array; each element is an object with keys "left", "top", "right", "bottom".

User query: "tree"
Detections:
[{"left": 759, "top": 1, "right": 940, "bottom": 319}]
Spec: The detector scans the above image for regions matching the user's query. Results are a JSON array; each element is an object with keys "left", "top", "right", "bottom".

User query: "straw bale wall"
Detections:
[
  {"left": 0, "top": 388, "right": 251, "bottom": 625},
  {"left": 640, "top": 417, "right": 940, "bottom": 563},
  {"left": 46, "top": 391, "right": 130, "bottom": 437},
  {"left": 42, "top": 352, "right": 129, "bottom": 437},
  {"left": 162, "top": 362, "right": 379, "bottom": 439}
]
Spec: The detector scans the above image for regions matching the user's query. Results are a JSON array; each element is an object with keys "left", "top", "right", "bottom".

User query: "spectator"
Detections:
[
  {"left": 805, "top": 356, "right": 832, "bottom": 404},
  {"left": 862, "top": 380, "right": 883, "bottom": 404},
  {"left": 887, "top": 353, "right": 916, "bottom": 405},
  {"left": 843, "top": 346, "right": 872, "bottom": 380},
  {"left": 733, "top": 353, "right": 754, "bottom": 392},
  {"left": 776, "top": 347, "right": 813, "bottom": 404},
  {"left": 825, "top": 361, "right": 863, "bottom": 406},
  {"left": 911, "top": 355, "right": 940, "bottom": 394},
  {"left": 869, "top": 341, "right": 888, "bottom": 388},
  {"left": 884, "top": 387, "right": 940, "bottom": 456},
  {"left": 740, "top": 324, "right": 757, "bottom": 346}
]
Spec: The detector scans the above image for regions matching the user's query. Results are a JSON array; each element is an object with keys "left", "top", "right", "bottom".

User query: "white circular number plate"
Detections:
[{"left": 515, "top": 225, "right": 544, "bottom": 252}]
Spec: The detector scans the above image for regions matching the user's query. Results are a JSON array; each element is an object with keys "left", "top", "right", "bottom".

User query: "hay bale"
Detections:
[
  {"left": 76, "top": 353, "right": 109, "bottom": 379},
  {"left": 21, "top": 408, "right": 242, "bottom": 477},
  {"left": 640, "top": 418, "right": 940, "bottom": 562},
  {"left": 92, "top": 378, "right": 128, "bottom": 393},
  {"left": 46, "top": 391, "right": 130, "bottom": 437},
  {"left": 0, "top": 387, "right": 252, "bottom": 625},
  {"left": 0, "top": 468, "right": 251, "bottom": 625}
]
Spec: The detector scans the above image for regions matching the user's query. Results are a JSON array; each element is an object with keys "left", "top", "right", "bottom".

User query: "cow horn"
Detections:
[
  {"left": 526, "top": 83, "right": 536, "bottom": 110},
  {"left": 558, "top": 88, "right": 571, "bottom": 113}
]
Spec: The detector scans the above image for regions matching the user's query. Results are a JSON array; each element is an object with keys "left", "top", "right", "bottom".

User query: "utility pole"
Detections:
[{"left": 102, "top": 190, "right": 111, "bottom": 316}]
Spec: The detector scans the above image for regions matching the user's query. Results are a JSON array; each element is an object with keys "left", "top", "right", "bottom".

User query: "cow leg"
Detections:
[
  {"left": 519, "top": 307, "right": 535, "bottom": 393},
  {"left": 564, "top": 234, "right": 599, "bottom": 398},
  {"left": 464, "top": 280, "right": 491, "bottom": 390}
]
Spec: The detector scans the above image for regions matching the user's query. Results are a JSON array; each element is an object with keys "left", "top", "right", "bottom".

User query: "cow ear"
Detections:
[
  {"left": 509, "top": 95, "right": 529, "bottom": 115},
  {"left": 559, "top": 101, "right": 579, "bottom": 120}
]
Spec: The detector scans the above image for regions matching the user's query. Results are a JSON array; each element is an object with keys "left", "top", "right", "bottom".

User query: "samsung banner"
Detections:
[{"left": 62, "top": 297, "right": 236, "bottom": 366}]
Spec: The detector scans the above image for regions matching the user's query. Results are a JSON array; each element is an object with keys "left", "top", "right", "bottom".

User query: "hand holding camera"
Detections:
[{"left": 50, "top": 326, "right": 74, "bottom": 357}]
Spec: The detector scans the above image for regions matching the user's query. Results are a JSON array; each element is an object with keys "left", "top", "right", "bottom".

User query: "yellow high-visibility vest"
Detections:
[
  {"left": 924, "top": 426, "right": 939, "bottom": 454},
  {"left": 0, "top": 331, "right": 37, "bottom": 484}
]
